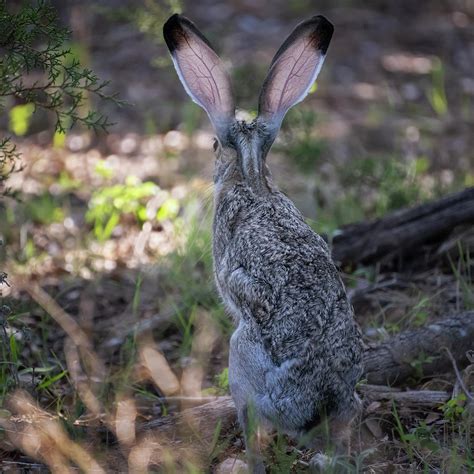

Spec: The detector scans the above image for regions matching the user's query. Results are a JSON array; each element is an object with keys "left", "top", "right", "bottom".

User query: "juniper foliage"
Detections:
[{"left": 0, "top": 0, "right": 119, "bottom": 196}]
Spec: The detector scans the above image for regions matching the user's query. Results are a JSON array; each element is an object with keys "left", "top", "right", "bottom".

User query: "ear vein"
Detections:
[
  {"left": 276, "top": 39, "right": 314, "bottom": 111},
  {"left": 182, "top": 34, "right": 222, "bottom": 107}
]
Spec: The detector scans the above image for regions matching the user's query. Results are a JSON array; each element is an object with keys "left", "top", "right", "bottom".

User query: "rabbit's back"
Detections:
[
  {"left": 214, "top": 186, "right": 361, "bottom": 362},
  {"left": 214, "top": 186, "right": 363, "bottom": 430}
]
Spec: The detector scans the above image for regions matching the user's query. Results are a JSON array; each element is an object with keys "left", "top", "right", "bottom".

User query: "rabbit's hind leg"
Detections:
[
  {"left": 308, "top": 398, "right": 361, "bottom": 473},
  {"left": 308, "top": 420, "right": 351, "bottom": 474},
  {"left": 229, "top": 324, "right": 275, "bottom": 473},
  {"left": 237, "top": 403, "right": 267, "bottom": 474},
  {"left": 331, "top": 392, "right": 362, "bottom": 458}
]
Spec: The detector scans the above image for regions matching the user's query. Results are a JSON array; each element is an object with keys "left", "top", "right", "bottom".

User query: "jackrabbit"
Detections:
[{"left": 164, "top": 14, "right": 363, "bottom": 472}]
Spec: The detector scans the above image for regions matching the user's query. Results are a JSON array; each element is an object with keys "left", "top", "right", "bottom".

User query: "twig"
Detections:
[
  {"left": 22, "top": 281, "right": 92, "bottom": 348},
  {"left": 443, "top": 347, "right": 474, "bottom": 402},
  {"left": 0, "top": 272, "right": 10, "bottom": 287}
]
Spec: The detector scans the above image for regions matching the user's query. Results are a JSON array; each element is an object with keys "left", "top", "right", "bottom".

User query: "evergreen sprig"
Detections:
[{"left": 0, "top": 0, "right": 121, "bottom": 195}]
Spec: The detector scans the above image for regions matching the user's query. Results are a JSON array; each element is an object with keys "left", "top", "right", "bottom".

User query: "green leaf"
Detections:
[
  {"left": 137, "top": 206, "right": 148, "bottom": 222},
  {"left": 53, "top": 130, "right": 66, "bottom": 148},
  {"left": 157, "top": 197, "right": 180, "bottom": 221},
  {"left": 215, "top": 367, "right": 229, "bottom": 392},
  {"left": 9, "top": 334, "right": 18, "bottom": 363},
  {"left": 95, "top": 160, "right": 114, "bottom": 179},
  {"left": 414, "top": 157, "right": 429, "bottom": 174},
  {"left": 9, "top": 103, "right": 35, "bottom": 136},
  {"left": 38, "top": 370, "right": 68, "bottom": 390}
]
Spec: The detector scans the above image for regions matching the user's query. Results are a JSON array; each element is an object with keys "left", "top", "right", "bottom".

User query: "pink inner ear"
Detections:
[
  {"left": 172, "top": 26, "right": 234, "bottom": 122},
  {"left": 259, "top": 34, "right": 324, "bottom": 120}
]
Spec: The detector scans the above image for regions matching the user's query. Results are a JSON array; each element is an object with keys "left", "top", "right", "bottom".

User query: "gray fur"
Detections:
[
  {"left": 213, "top": 119, "right": 363, "bottom": 436},
  {"left": 163, "top": 13, "right": 363, "bottom": 472}
]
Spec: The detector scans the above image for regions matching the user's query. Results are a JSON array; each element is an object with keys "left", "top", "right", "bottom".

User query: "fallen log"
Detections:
[
  {"left": 0, "top": 388, "right": 454, "bottom": 472},
  {"left": 331, "top": 187, "right": 474, "bottom": 267},
  {"left": 140, "top": 395, "right": 237, "bottom": 440},
  {"left": 140, "top": 312, "right": 474, "bottom": 438},
  {"left": 363, "top": 311, "right": 474, "bottom": 385},
  {"left": 359, "top": 385, "right": 450, "bottom": 407},
  {"left": 140, "top": 388, "right": 450, "bottom": 440}
]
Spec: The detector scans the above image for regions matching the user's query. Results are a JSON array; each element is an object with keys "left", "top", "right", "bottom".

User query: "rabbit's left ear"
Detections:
[
  {"left": 163, "top": 14, "right": 235, "bottom": 140},
  {"left": 258, "top": 15, "right": 333, "bottom": 133}
]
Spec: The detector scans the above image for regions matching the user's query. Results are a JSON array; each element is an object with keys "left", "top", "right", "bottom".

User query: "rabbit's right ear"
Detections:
[
  {"left": 258, "top": 16, "right": 333, "bottom": 135},
  {"left": 163, "top": 14, "right": 235, "bottom": 140}
]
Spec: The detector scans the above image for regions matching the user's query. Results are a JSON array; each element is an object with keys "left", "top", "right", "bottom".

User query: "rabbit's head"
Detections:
[{"left": 163, "top": 14, "right": 333, "bottom": 191}]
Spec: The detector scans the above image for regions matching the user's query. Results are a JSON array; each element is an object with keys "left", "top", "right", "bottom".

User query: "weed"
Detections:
[
  {"left": 25, "top": 194, "right": 65, "bottom": 225},
  {"left": 57, "top": 171, "right": 81, "bottom": 191},
  {"left": 392, "top": 401, "right": 415, "bottom": 461},
  {"left": 409, "top": 352, "right": 436, "bottom": 380},
  {"left": 37, "top": 369, "right": 68, "bottom": 390},
  {"left": 86, "top": 176, "right": 180, "bottom": 241},
  {"left": 208, "top": 419, "right": 230, "bottom": 466},
  {"left": 172, "top": 306, "right": 197, "bottom": 357},
  {"left": 427, "top": 58, "right": 448, "bottom": 117},
  {"left": 410, "top": 296, "right": 430, "bottom": 327},
  {"left": 132, "top": 274, "right": 143, "bottom": 318},
  {"left": 53, "top": 130, "right": 66, "bottom": 148},
  {"left": 308, "top": 154, "right": 433, "bottom": 235},
  {"left": 0, "top": 303, "right": 19, "bottom": 400},
  {"left": 94, "top": 159, "right": 114, "bottom": 180},
  {"left": 116, "top": 332, "right": 140, "bottom": 389},
  {"left": 203, "top": 367, "right": 230, "bottom": 396},
  {"left": 441, "top": 394, "right": 467, "bottom": 422},
  {"left": 339, "top": 155, "right": 428, "bottom": 216},
  {"left": 276, "top": 107, "right": 325, "bottom": 173},
  {"left": 215, "top": 367, "right": 229, "bottom": 393},
  {"left": 163, "top": 217, "right": 218, "bottom": 313},
  {"left": 268, "top": 433, "right": 299, "bottom": 474},
  {"left": 9, "top": 103, "right": 35, "bottom": 136},
  {"left": 385, "top": 321, "right": 401, "bottom": 335}
]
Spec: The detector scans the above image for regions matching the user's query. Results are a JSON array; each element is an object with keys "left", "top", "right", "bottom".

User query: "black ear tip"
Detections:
[
  {"left": 308, "top": 15, "right": 334, "bottom": 55},
  {"left": 167, "top": 13, "right": 182, "bottom": 21},
  {"left": 163, "top": 13, "right": 187, "bottom": 52},
  {"left": 163, "top": 14, "right": 214, "bottom": 54},
  {"left": 163, "top": 13, "right": 182, "bottom": 32}
]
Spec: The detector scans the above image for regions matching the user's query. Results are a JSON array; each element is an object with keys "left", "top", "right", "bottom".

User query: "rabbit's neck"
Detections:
[
  {"left": 214, "top": 150, "right": 276, "bottom": 202},
  {"left": 232, "top": 121, "right": 275, "bottom": 194},
  {"left": 214, "top": 166, "right": 277, "bottom": 210}
]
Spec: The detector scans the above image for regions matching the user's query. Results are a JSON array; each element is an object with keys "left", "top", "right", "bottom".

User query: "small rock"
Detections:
[{"left": 215, "top": 457, "right": 248, "bottom": 474}]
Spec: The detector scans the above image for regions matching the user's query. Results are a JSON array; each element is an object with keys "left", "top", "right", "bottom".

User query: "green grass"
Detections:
[
  {"left": 427, "top": 58, "right": 448, "bottom": 117},
  {"left": 160, "top": 214, "right": 233, "bottom": 339},
  {"left": 24, "top": 193, "right": 65, "bottom": 225},
  {"left": 389, "top": 393, "right": 474, "bottom": 472},
  {"left": 0, "top": 301, "right": 28, "bottom": 402}
]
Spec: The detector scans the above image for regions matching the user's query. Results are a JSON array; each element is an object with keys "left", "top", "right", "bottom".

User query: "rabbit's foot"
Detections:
[
  {"left": 215, "top": 457, "right": 250, "bottom": 474},
  {"left": 309, "top": 452, "right": 350, "bottom": 473},
  {"left": 309, "top": 452, "right": 349, "bottom": 473},
  {"left": 309, "top": 452, "right": 332, "bottom": 472}
]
